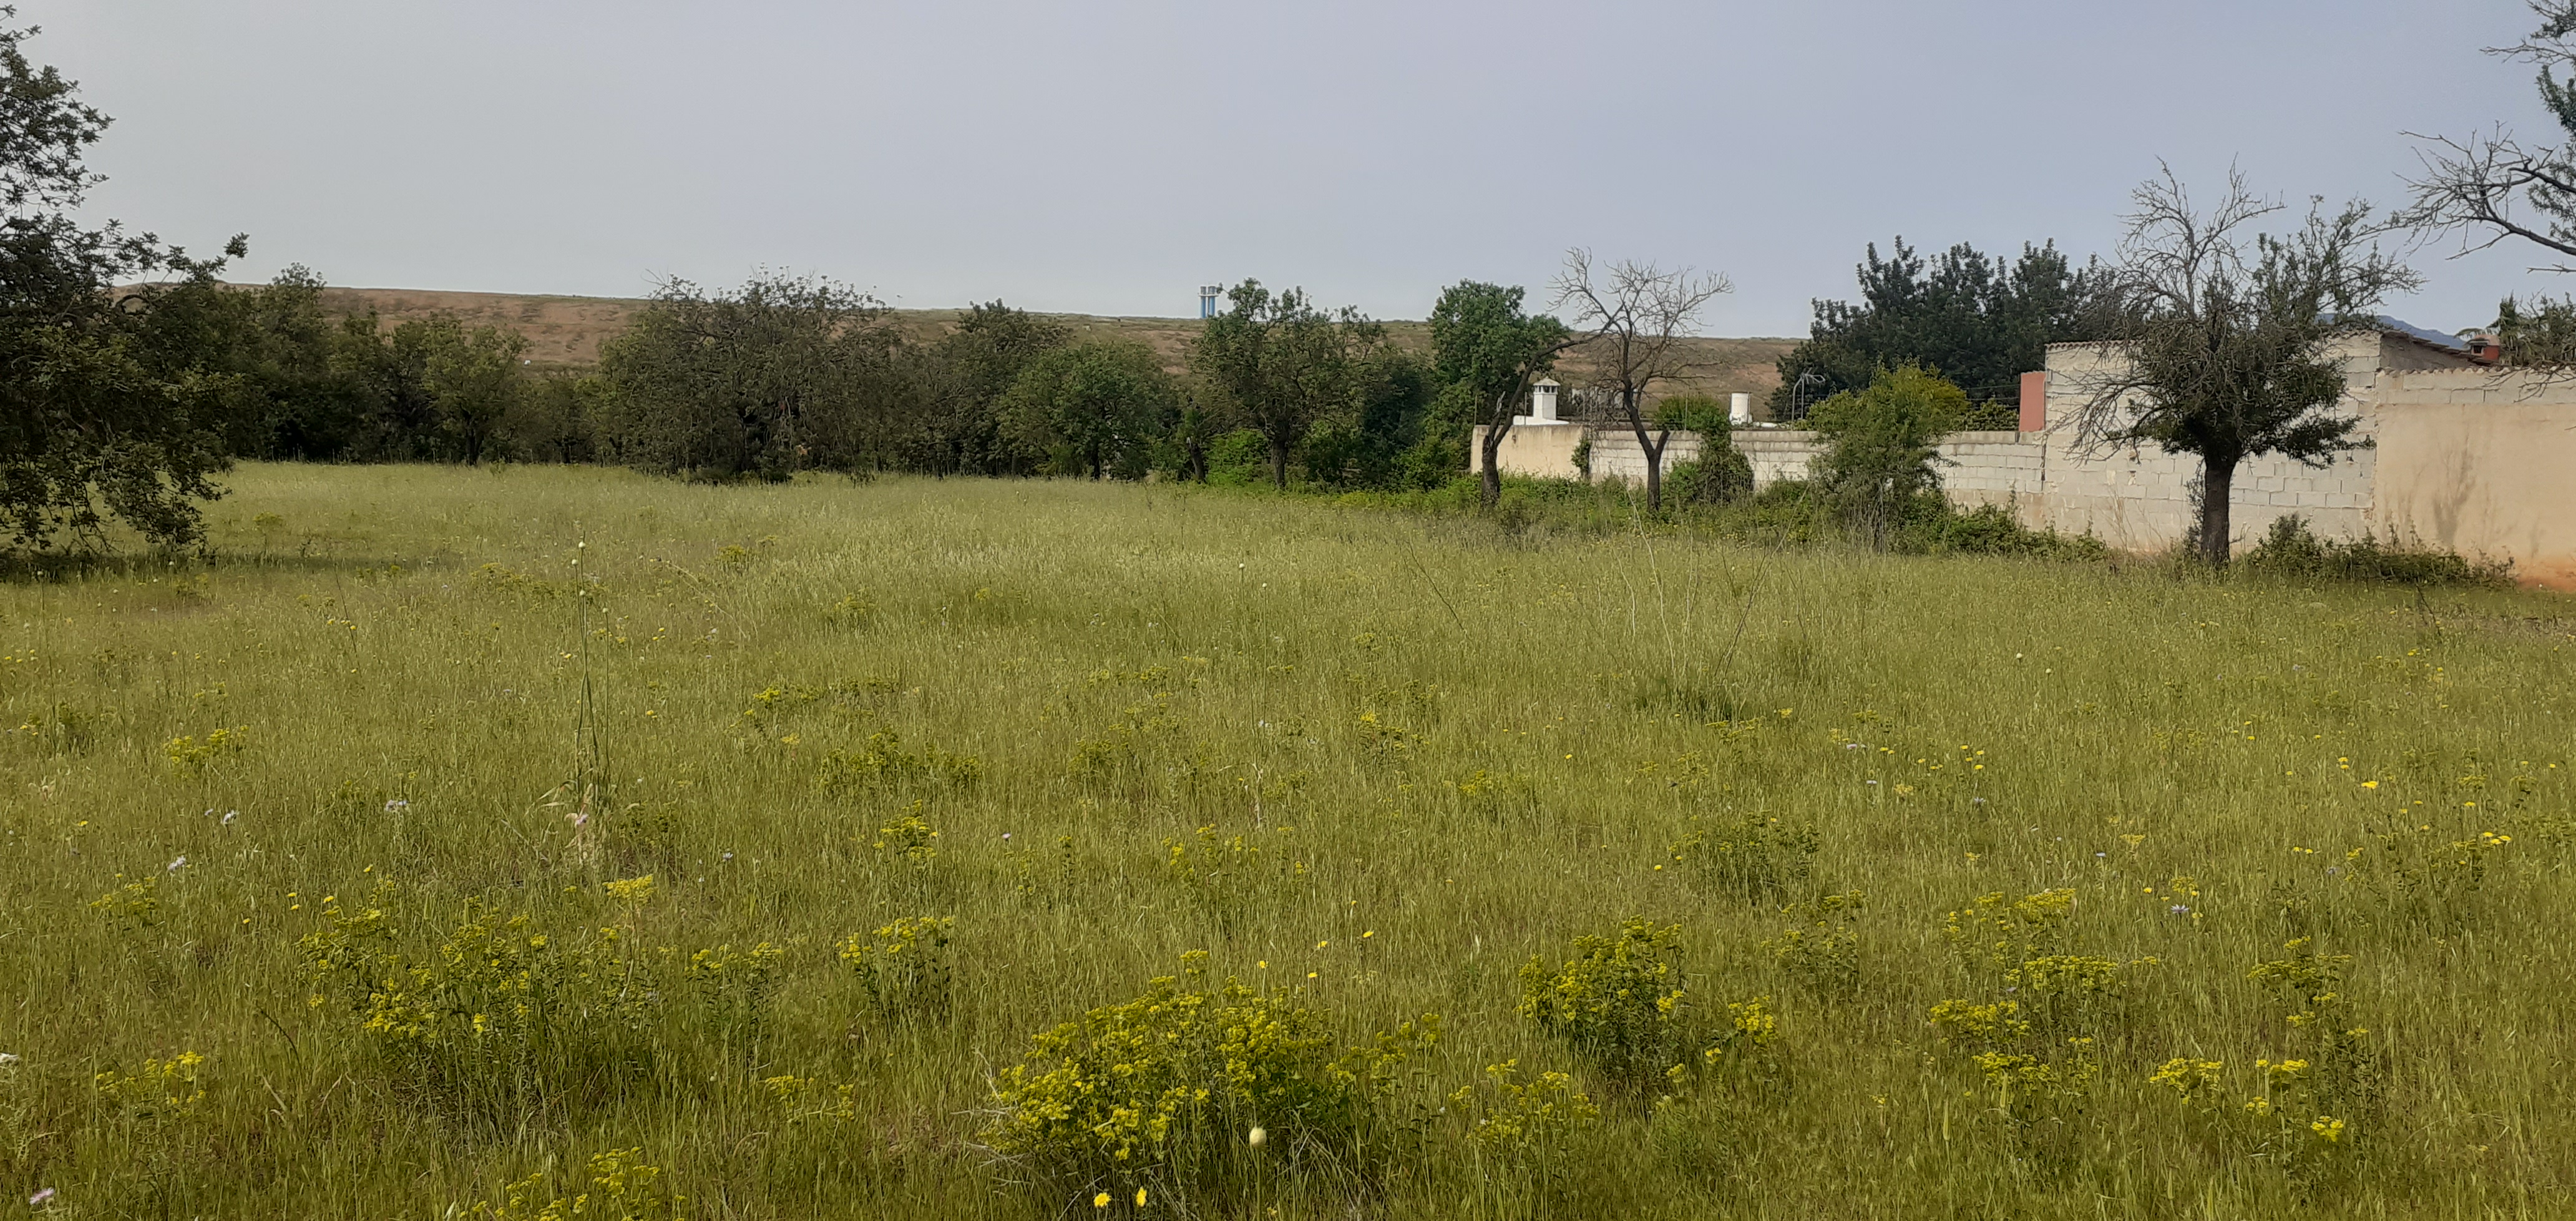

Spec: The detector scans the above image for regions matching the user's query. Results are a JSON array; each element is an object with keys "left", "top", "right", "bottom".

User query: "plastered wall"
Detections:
[{"left": 1471, "top": 334, "right": 2576, "bottom": 587}]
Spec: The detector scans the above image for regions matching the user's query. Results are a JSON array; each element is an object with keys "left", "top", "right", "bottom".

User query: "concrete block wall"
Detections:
[
  {"left": 1584, "top": 428, "right": 1704, "bottom": 484},
  {"left": 1469, "top": 345, "right": 2576, "bottom": 587}
]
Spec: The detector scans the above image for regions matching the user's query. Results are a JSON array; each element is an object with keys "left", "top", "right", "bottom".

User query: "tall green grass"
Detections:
[{"left": 1, "top": 463, "right": 2570, "bottom": 1218}]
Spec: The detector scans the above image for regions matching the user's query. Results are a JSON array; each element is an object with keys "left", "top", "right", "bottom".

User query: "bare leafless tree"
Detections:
[
  {"left": 2069, "top": 167, "right": 2418, "bottom": 566},
  {"left": 2401, "top": 3, "right": 2576, "bottom": 270},
  {"left": 1550, "top": 251, "right": 1731, "bottom": 512}
]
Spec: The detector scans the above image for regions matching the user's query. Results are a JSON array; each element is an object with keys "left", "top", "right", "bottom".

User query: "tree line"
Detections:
[{"left": 24, "top": 0, "right": 2576, "bottom": 565}]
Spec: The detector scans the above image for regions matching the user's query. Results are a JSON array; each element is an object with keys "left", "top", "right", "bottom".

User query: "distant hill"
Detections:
[{"left": 307, "top": 286, "right": 1800, "bottom": 403}]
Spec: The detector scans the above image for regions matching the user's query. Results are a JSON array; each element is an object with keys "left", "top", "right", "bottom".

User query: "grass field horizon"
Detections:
[
  {"left": 2, "top": 463, "right": 2571, "bottom": 1219},
  {"left": 283, "top": 285, "right": 1799, "bottom": 403}
]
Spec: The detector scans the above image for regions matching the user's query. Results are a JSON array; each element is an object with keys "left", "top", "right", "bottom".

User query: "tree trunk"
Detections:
[
  {"left": 1269, "top": 436, "right": 1289, "bottom": 489},
  {"left": 1638, "top": 428, "right": 1668, "bottom": 513},
  {"left": 2198, "top": 454, "right": 2237, "bottom": 566},
  {"left": 1480, "top": 413, "right": 1511, "bottom": 509}
]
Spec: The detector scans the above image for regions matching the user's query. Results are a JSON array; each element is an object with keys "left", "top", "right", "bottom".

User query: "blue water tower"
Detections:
[{"left": 1198, "top": 285, "right": 1222, "bottom": 318}]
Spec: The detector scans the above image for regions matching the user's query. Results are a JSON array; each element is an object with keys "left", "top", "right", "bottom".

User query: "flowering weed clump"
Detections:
[
  {"left": 838, "top": 915, "right": 952, "bottom": 1024},
  {"left": 1520, "top": 918, "right": 1780, "bottom": 1107},
  {"left": 1762, "top": 888, "right": 1865, "bottom": 999},
  {"left": 1450, "top": 1060, "right": 1601, "bottom": 1190},
  {"left": 1667, "top": 812, "right": 1817, "bottom": 903},
  {"left": 464, "top": 1147, "right": 685, "bottom": 1221},
  {"left": 298, "top": 888, "right": 656, "bottom": 1124},
  {"left": 1929, "top": 890, "right": 2159, "bottom": 1155},
  {"left": 817, "top": 730, "right": 980, "bottom": 795},
  {"left": 1163, "top": 824, "right": 1297, "bottom": 934},
  {"left": 982, "top": 951, "right": 1435, "bottom": 1211}
]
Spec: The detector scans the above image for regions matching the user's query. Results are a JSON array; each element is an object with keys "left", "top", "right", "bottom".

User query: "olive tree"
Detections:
[
  {"left": 2071, "top": 168, "right": 2418, "bottom": 566},
  {"left": 595, "top": 273, "right": 899, "bottom": 479},
  {"left": 998, "top": 340, "right": 1175, "bottom": 478}
]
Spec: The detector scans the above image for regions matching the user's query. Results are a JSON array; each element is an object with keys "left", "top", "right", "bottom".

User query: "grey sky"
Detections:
[{"left": 47, "top": 1, "right": 2569, "bottom": 335}]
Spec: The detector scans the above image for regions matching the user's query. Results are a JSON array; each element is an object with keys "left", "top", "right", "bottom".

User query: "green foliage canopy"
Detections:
[
  {"left": 0, "top": 16, "right": 234, "bottom": 552},
  {"left": 1189, "top": 280, "right": 1384, "bottom": 488},
  {"left": 1806, "top": 365, "right": 1966, "bottom": 547},
  {"left": 595, "top": 274, "right": 899, "bottom": 480},
  {"left": 1771, "top": 238, "right": 2120, "bottom": 419},
  {"left": 998, "top": 340, "right": 1175, "bottom": 478}
]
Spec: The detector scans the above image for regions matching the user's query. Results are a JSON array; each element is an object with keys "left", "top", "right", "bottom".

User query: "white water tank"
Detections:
[{"left": 1729, "top": 392, "right": 1752, "bottom": 424}]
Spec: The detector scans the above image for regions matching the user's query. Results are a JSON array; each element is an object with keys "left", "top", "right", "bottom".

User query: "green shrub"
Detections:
[
  {"left": 1805, "top": 364, "right": 1963, "bottom": 548},
  {"left": 1764, "top": 889, "right": 1866, "bottom": 999},
  {"left": 1656, "top": 395, "right": 1754, "bottom": 506},
  {"left": 1668, "top": 812, "right": 1818, "bottom": 903},
  {"left": 1518, "top": 919, "right": 1692, "bottom": 1099},
  {"left": 1204, "top": 429, "right": 1271, "bottom": 488},
  {"left": 837, "top": 915, "right": 954, "bottom": 1024},
  {"left": 2241, "top": 513, "right": 2513, "bottom": 587},
  {"left": 1906, "top": 501, "right": 2108, "bottom": 559}
]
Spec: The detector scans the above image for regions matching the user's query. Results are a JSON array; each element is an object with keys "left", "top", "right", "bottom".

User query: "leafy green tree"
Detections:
[
  {"left": 1805, "top": 365, "right": 1966, "bottom": 549},
  {"left": 331, "top": 311, "right": 446, "bottom": 460},
  {"left": 998, "top": 340, "right": 1174, "bottom": 478},
  {"left": 1430, "top": 281, "right": 1576, "bottom": 507},
  {"left": 595, "top": 274, "right": 899, "bottom": 480},
  {"left": 0, "top": 14, "right": 235, "bottom": 552},
  {"left": 1189, "top": 280, "right": 1383, "bottom": 488},
  {"left": 2490, "top": 293, "right": 2576, "bottom": 364},
  {"left": 511, "top": 370, "right": 606, "bottom": 463},
  {"left": 1770, "top": 238, "right": 2121, "bottom": 419},
  {"left": 1302, "top": 349, "right": 1434, "bottom": 491},
  {"left": 2070, "top": 169, "right": 2418, "bottom": 566},
  {"left": 124, "top": 265, "right": 353, "bottom": 460},
  {"left": 900, "top": 301, "right": 1070, "bottom": 475},
  {"left": 424, "top": 322, "right": 529, "bottom": 465}
]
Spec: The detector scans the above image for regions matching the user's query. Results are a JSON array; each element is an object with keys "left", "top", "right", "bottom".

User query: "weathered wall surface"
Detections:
[
  {"left": 2368, "top": 370, "right": 2576, "bottom": 587},
  {"left": 1470, "top": 423, "right": 1587, "bottom": 479},
  {"left": 1583, "top": 429, "right": 1704, "bottom": 483},
  {"left": 1473, "top": 334, "right": 2576, "bottom": 588}
]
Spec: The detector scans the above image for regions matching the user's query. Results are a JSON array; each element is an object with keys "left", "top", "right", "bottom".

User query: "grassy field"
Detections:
[{"left": 2, "top": 463, "right": 2572, "bottom": 1219}]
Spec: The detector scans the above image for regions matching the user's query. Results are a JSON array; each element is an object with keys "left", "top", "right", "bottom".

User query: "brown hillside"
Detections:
[{"left": 312, "top": 286, "right": 1798, "bottom": 403}]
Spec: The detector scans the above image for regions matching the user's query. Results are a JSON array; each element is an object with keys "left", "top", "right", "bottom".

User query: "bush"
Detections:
[
  {"left": 2240, "top": 514, "right": 2513, "bottom": 587},
  {"left": 1204, "top": 429, "right": 1271, "bottom": 488},
  {"left": 838, "top": 915, "right": 954, "bottom": 1024},
  {"left": 1667, "top": 812, "right": 1818, "bottom": 903},
  {"left": 1806, "top": 364, "right": 1964, "bottom": 548},
  {"left": 1656, "top": 395, "right": 1754, "bottom": 505},
  {"left": 1906, "top": 501, "right": 2109, "bottom": 559},
  {"left": 982, "top": 952, "right": 1435, "bottom": 1210}
]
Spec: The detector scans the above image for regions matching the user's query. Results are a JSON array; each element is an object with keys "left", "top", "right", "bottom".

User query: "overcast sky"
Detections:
[{"left": 44, "top": 1, "right": 2572, "bottom": 335}]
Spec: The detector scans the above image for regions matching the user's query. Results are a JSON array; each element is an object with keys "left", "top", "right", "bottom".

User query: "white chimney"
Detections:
[
  {"left": 1531, "top": 377, "right": 1561, "bottom": 423},
  {"left": 1729, "top": 392, "right": 1752, "bottom": 425}
]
